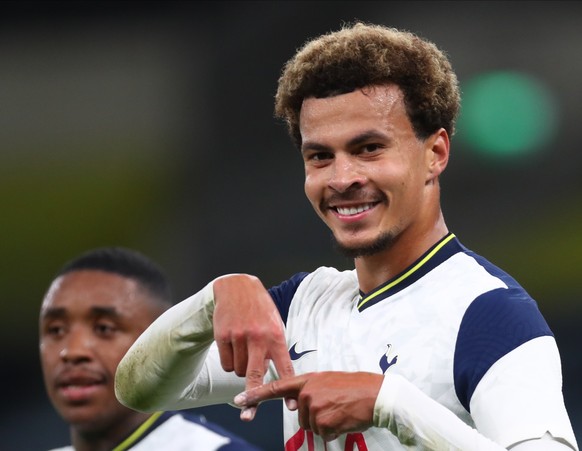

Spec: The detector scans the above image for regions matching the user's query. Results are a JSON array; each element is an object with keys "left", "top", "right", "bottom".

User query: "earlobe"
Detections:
[{"left": 426, "top": 128, "right": 450, "bottom": 181}]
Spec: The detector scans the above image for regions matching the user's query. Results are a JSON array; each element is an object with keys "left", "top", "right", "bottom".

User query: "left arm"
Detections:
[{"left": 234, "top": 369, "right": 576, "bottom": 450}]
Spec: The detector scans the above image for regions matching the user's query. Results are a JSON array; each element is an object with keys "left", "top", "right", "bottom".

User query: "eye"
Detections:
[
  {"left": 94, "top": 321, "right": 117, "bottom": 337},
  {"left": 305, "top": 150, "right": 333, "bottom": 163},
  {"left": 45, "top": 323, "right": 66, "bottom": 338},
  {"left": 361, "top": 143, "right": 382, "bottom": 153}
]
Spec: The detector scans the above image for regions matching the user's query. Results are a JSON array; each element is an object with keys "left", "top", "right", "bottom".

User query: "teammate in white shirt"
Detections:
[
  {"left": 40, "top": 247, "right": 262, "bottom": 451},
  {"left": 115, "top": 23, "right": 579, "bottom": 450}
]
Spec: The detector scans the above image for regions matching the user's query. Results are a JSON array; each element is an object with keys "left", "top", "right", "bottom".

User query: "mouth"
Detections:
[
  {"left": 334, "top": 203, "right": 377, "bottom": 216},
  {"left": 55, "top": 372, "right": 107, "bottom": 402}
]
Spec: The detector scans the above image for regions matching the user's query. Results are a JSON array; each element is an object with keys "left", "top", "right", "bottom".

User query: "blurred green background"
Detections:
[{"left": 1, "top": 1, "right": 580, "bottom": 449}]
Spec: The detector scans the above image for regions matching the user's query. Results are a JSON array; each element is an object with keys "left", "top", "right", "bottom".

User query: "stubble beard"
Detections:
[{"left": 331, "top": 228, "right": 399, "bottom": 259}]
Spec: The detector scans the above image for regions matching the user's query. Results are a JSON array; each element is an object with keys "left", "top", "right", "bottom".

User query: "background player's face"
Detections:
[
  {"left": 301, "top": 84, "right": 442, "bottom": 257},
  {"left": 39, "top": 270, "right": 161, "bottom": 433}
]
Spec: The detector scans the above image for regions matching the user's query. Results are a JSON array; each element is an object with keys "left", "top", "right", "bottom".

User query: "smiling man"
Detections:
[
  {"left": 115, "top": 23, "right": 578, "bottom": 450},
  {"left": 39, "top": 247, "right": 262, "bottom": 451}
]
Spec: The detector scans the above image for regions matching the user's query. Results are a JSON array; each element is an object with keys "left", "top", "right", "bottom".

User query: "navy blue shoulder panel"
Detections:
[
  {"left": 268, "top": 272, "right": 309, "bottom": 325},
  {"left": 453, "top": 252, "right": 553, "bottom": 412}
]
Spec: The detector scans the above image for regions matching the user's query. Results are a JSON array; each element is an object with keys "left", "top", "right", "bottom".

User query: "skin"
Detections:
[
  {"left": 39, "top": 270, "right": 166, "bottom": 451},
  {"left": 213, "top": 274, "right": 296, "bottom": 420},
  {"left": 216, "top": 84, "right": 450, "bottom": 439},
  {"left": 301, "top": 85, "right": 449, "bottom": 292}
]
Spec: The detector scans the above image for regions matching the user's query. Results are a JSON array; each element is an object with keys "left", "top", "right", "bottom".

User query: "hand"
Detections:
[
  {"left": 234, "top": 371, "right": 383, "bottom": 441},
  {"left": 213, "top": 274, "right": 295, "bottom": 419}
]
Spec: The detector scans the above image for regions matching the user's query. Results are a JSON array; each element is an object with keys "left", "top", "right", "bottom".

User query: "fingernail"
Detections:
[
  {"left": 240, "top": 406, "right": 256, "bottom": 421},
  {"left": 234, "top": 392, "right": 247, "bottom": 406},
  {"left": 285, "top": 398, "right": 298, "bottom": 410}
]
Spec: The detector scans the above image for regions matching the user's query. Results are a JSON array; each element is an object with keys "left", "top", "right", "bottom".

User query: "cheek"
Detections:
[
  {"left": 39, "top": 342, "right": 58, "bottom": 367},
  {"left": 39, "top": 345, "right": 59, "bottom": 389},
  {"left": 108, "top": 334, "right": 143, "bottom": 362},
  {"left": 304, "top": 174, "right": 319, "bottom": 205}
]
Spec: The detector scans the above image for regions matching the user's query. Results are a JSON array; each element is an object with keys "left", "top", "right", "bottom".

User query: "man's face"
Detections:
[
  {"left": 39, "top": 270, "right": 161, "bottom": 433},
  {"left": 301, "top": 84, "right": 444, "bottom": 257}
]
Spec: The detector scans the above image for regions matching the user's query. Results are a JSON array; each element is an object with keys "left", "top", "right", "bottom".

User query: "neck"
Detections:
[
  {"left": 70, "top": 411, "right": 152, "bottom": 451},
  {"left": 354, "top": 211, "right": 448, "bottom": 293}
]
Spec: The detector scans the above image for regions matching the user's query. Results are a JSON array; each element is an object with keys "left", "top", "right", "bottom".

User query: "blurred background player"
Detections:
[{"left": 39, "top": 246, "right": 263, "bottom": 451}]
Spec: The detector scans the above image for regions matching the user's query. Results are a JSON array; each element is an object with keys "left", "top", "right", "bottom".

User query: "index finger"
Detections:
[
  {"left": 236, "top": 374, "right": 308, "bottom": 406},
  {"left": 243, "top": 312, "right": 295, "bottom": 392},
  {"left": 237, "top": 345, "right": 267, "bottom": 422},
  {"left": 268, "top": 320, "right": 295, "bottom": 381},
  {"left": 244, "top": 343, "right": 270, "bottom": 391}
]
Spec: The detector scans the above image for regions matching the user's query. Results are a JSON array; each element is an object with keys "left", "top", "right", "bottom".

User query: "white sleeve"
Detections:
[
  {"left": 373, "top": 372, "right": 507, "bottom": 450},
  {"left": 471, "top": 336, "right": 578, "bottom": 450},
  {"left": 373, "top": 338, "right": 578, "bottom": 451},
  {"left": 115, "top": 277, "right": 246, "bottom": 412}
]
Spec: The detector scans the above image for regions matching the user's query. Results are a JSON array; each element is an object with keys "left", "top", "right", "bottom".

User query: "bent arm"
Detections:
[{"left": 115, "top": 278, "right": 244, "bottom": 412}]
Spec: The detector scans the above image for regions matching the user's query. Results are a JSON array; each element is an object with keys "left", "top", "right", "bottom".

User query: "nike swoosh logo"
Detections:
[{"left": 289, "top": 343, "right": 316, "bottom": 361}]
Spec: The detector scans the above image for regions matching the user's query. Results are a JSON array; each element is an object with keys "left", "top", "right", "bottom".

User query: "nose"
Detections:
[
  {"left": 59, "top": 326, "right": 93, "bottom": 364},
  {"left": 328, "top": 154, "right": 365, "bottom": 193}
]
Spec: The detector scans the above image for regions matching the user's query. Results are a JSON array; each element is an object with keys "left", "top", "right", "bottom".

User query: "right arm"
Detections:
[{"left": 115, "top": 274, "right": 294, "bottom": 413}]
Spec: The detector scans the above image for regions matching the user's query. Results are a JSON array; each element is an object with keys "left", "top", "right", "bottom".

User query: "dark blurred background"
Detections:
[{"left": 0, "top": 1, "right": 580, "bottom": 449}]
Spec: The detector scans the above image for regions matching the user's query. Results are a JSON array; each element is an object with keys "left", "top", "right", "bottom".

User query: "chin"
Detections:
[{"left": 333, "top": 231, "right": 397, "bottom": 258}]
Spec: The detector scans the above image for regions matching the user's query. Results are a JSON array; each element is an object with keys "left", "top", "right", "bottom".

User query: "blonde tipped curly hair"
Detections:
[{"left": 275, "top": 22, "right": 460, "bottom": 148}]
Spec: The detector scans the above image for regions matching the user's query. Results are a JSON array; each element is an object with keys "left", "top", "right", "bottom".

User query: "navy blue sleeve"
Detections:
[
  {"left": 453, "top": 287, "right": 553, "bottom": 412},
  {"left": 268, "top": 272, "right": 309, "bottom": 325}
]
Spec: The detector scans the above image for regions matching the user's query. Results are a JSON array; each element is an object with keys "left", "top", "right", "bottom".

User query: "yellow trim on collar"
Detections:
[
  {"left": 357, "top": 234, "right": 456, "bottom": 310},
  {"left": 112, "top": 411, "right": 163, "bottom": 451}
]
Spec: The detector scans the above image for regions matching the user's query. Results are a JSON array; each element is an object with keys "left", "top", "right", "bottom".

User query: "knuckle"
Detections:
[
  {"left": 268, "top": 380, "right": 281, "bottom": 396},
  {"left": 246, "top": 368, "right": 264, "bottom": 382}
]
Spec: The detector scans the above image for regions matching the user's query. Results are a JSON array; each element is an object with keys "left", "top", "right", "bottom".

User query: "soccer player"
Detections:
[
  {"left": 115, "top": 23, "right": 579, "bottom": 450},
  {"left": 39, "top": 247, "right": 263, "bottom": 451}
]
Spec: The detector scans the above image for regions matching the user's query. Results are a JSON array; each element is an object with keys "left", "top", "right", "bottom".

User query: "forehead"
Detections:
[
  {"left": 299, "top": 85, "right": 408, "bottom": 138},
  {"left": 40, "top": 270, "right": 148, "bottom": 318}
]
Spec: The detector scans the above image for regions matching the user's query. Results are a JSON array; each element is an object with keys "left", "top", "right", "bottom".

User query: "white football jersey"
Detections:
[
  {"left": 268, "top": 233, "right": 578, "bottom": 450},
  {"left": 115, "top": 233, "right": 578, "bottom": 451}
]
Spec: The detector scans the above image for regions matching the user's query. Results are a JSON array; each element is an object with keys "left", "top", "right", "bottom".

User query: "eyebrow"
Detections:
[
  {"left": 301, "top": 141, "right": 330, "bottom": 154},
  {"left": 301, "top": 129, "right": 391, "bottom": 154},
  {"left": 41, "top": 307, "right": 67, "bottom": 320},
  {"left": 40, "top": 306, "right": 121, "bottom": 320},
  {"left": 89, "top": 306, "right": 121, "bottom": 319}
]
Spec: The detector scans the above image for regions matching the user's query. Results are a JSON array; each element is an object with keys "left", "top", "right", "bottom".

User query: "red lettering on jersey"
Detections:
[
  {"left": 284, "top": 430, "right": 316, "bottom": 451},
  {"left": 286, "top": 430, "right": 368, "bottom": 450},
  {"left": 345, "top": 433, "right": 368, "bottom": 450},
  {"left": 285, "top": 429, "right": 305, "bottom": 451},
  {"left": 307, "top": 430, "right": 315, "bottom": 450}
]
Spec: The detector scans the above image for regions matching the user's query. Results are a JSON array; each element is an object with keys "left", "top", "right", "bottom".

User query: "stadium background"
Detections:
[{"left": 0, "top": 1, "right": 580, "bottom": 449}]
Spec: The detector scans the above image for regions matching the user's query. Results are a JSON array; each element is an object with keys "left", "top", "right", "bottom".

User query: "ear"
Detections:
[{"left": 425, "top": 128, "right": 450, "bottom": 182}]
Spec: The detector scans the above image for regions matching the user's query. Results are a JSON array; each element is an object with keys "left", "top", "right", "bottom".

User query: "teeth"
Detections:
[{"left": 336, "top": 204, "right": 372, "bottom": 215}]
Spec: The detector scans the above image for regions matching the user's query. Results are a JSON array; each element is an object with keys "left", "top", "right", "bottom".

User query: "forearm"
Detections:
[
  {"left": 374, "top": 373, "right": 505, "bottom": 450},
  {"left": 115, "top": 279, "right": 217, "bottom": 412},
  {"left": 373, "top": 373, "right": 575, "bottom": 451}
]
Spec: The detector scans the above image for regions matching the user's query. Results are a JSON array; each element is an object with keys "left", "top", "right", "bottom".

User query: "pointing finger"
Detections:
[{"left": 235, "top": 374, "right": 308, "bottom": 407}]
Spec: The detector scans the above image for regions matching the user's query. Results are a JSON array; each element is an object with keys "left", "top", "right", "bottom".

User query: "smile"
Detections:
[{"left": 335, "top": 203, "right": 375, "bottom": 216}]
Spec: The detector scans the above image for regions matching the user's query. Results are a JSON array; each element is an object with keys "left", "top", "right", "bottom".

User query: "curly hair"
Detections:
[{"left": 275, "top": 22, "right": 461, "bottom": 148}]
